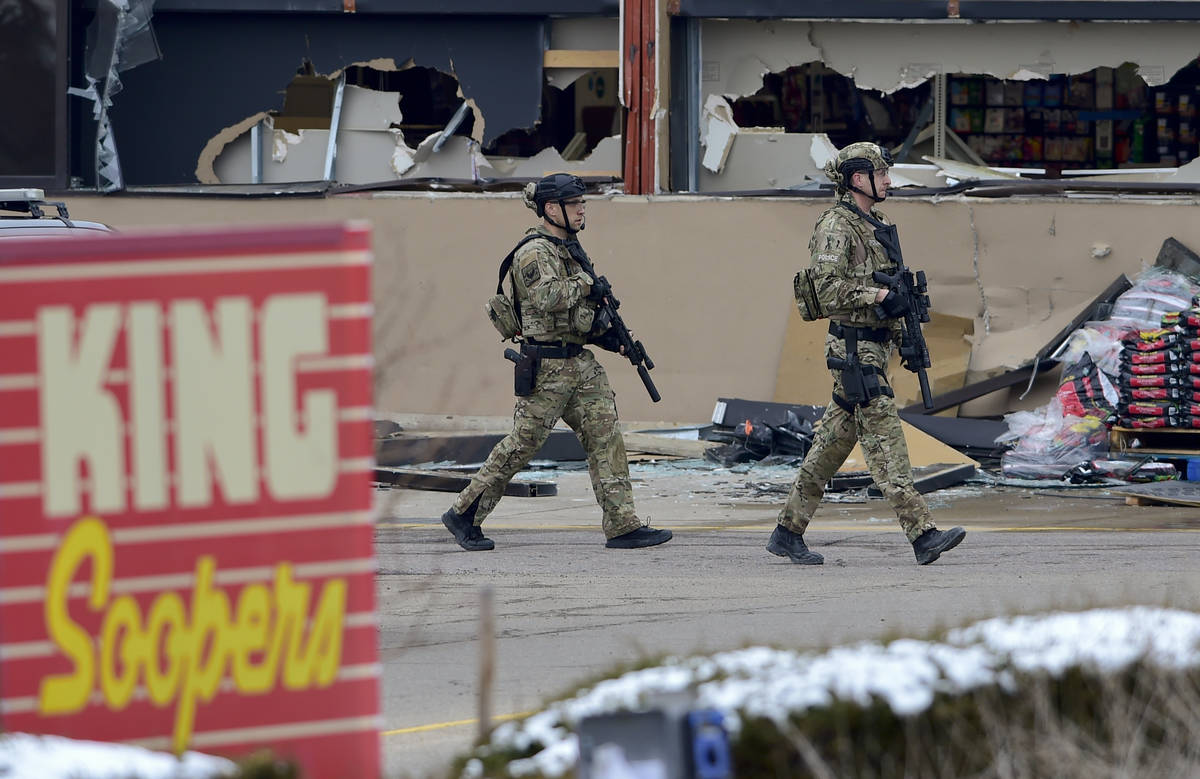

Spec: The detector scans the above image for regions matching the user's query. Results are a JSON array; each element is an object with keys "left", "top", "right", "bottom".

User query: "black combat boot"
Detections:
[
  {"left": 605, "top": 526, "right": 672, "bottom": 549},
  {"left": 912, "top": 526, "right": 965, "bottom": 565},
  {"left": 766, "top": 525, "right": 824, "bottom": 565},
  {"left": 441, "top": 505, "right": 494, "bottom": 551}
]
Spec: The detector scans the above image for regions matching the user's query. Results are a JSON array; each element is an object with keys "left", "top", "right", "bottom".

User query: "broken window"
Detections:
[
  {"left": 342, "top": 64, "right": 475, "bottom": 146},
  {"left": 729, "top": 59, "right": 1200, "bottom": 173},
  {"left": 730, "top": 63, "right": 931, "bottom": 154},
  {"left": 202, "top": 62, "right": 622, "bottom": 186},
  {"left": 485, "top": 73, "right": 620, "bottom": 162}
]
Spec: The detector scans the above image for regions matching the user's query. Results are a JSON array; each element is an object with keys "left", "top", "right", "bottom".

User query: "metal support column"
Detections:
[
  {"left": 323, "top": 73, "right": 346, "bottom": 182},
  {"left": 933, "top": 71, "right": 947, "bottom": 160}
]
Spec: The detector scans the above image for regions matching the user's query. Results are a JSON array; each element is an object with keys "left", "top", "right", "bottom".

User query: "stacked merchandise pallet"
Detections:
[{"left": 1116, "top": 310, "right": 1200, "bottom": 430}]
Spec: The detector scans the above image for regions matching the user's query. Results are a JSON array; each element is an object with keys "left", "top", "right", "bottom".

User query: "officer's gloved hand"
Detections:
[
  {"left": 586, "top": 275, "right": 612, "bottom": 304},
  {"left": 590, "top": 327, "right": 623, "bottom": 353},
  {"left": 878, "top": 288, "right": 910, "bottom": 318}
]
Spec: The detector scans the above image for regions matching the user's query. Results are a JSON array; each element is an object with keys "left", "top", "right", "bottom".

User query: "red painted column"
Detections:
[
  {"left": 622, "top": 0, "right": 643, "bottom": 192},
  {"left": 639, "top": 0, "right": 657, "bottom": 194}
]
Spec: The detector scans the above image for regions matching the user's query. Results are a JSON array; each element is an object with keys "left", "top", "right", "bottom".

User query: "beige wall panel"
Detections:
[{"left": 59, "top": 193, "right": 1200, "bottom": 423}]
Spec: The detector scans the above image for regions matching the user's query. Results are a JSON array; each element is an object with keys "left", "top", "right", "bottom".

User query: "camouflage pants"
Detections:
[
  {"left": 778, "top": 334, "right": 935, "bottom": 542},
  {"left": 452, "top": 349, "right": 641, "bottom": 540}
]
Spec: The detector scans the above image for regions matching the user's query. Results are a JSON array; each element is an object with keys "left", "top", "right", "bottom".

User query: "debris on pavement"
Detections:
[{"left": 373, "top": 466, "right": 557, "bottom": 497}]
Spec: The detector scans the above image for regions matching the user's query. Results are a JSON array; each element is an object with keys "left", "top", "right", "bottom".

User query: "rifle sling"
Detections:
[{"left": 496, "top": 233, "right": 555, "bottom": 326}]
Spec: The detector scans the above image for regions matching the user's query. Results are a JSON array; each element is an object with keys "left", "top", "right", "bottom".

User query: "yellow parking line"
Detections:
[
  {"left": 378, "top": 522, "right": 1200, "bottom": 534},
  {"left": 383, "top": 710, "right": 534, "bottom": 736}
]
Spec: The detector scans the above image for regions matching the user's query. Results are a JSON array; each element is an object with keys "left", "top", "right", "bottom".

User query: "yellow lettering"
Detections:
[
  {"left": 144, "top": 592, "right": 185, "bottom": 707},
  {"left": 173, "top": 556, "right": 231, "bottom": 753},
  {"left": 231, "top": 584, "right": 272, "bottom": 692},
  {"left": 39, "top": 518, "right": 349, "bottom": 754},
  {"left": 100, "top": 595, "right": 143, "bottom": 708},
  {"left": 307, "top": 578, "right": 346, "bottom": 687},
  {"left": 39, "top": 517, "right": 112, "bottom": 714}
]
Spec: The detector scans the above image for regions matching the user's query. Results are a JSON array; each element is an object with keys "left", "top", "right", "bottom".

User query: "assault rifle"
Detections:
[
  {"left": 847, "top": 205, "right": 934, "bottom": 409},
  {"left": 564, "top": 238, "right": 661, "bottom": 403}
]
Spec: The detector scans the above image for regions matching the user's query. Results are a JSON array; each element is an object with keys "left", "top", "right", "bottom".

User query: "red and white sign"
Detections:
[{"left": 0, "top": 223, "right": 379, "bottom": 778}]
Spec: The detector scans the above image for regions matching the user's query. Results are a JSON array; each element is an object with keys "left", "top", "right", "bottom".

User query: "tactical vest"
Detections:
[{"left": 512, "top": 231, "right": 593, "bottom": 343}]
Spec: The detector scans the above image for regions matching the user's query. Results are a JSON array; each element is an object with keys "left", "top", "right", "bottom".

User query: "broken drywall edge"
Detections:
[
  {"left": 700, "top": 19, "right": 1200, "bottom": 100},
  {"left": 701, "top": 94, "right": 739, "bottom": 174},
  {"left": 272, "top": 126, "right": 303, "bottom": 162},
  {"left": 547, "top": 67, "right": 594, "bottom": 90},
  {"left": 922, "top": 156, "right": 1026, "bottom": 183},
  {"left": 391, "top": 129, "right": 416, "bottom": 176},
  {"left": 1060, "top": 157, "right": 1200, "bottom": 184},
  {"left": 195, "top": 110, "right": 272, "bottom": 184},
  {"left": 402, "top": 134, "right": 489, "bottom": 180},
  {"left": 484, "top": 134, "right": 622, "bottom": 178},
  {"left": 966, "top": 296, "right": 1098, "bottom": 374},
  {"left": 698, "top": 132, "right": 833, "bottom": 191},
  {"left": 888, "top": 163, "right": 942, "bottom": 189},
  {"left": 340, "top": 84, "right": 404, "bottom": 130},
  {"left": 809, "top": 134, "right": 837, "bottom": 169}
]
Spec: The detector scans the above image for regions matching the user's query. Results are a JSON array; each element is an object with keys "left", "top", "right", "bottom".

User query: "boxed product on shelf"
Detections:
[
  {"left": 1023, "top": 81, "right": 1044, "bottom": 107},
  {"left": 1004, "top": 81, "right": 1024, "bottom": 106},
  {"left": 986, "top": 80, "right": 1005, "bottom": 106},
  {"left": 985, "top": 108, "right": 1004, "bottom": 133}
]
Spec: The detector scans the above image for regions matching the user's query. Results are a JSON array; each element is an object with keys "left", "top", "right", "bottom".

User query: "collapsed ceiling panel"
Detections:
[
  {"left": 701, "top": 19, "right": 1200, "bottom": 99},
  {"left": 110, "top": 12, "right": 543, "bottom": 185}
]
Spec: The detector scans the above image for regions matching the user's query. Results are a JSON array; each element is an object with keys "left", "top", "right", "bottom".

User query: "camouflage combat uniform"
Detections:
[
  {"left": 450, "top": 225, "right": 642, "bottom": 540},
  {"left": 778, "top": 193, "right": 937, "bottom": 543}
]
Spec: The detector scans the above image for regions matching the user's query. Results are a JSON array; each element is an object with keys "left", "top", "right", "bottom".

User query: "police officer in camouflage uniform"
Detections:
[
  {"left": 767, "top": 142, "right": 966, "bottom": 566},
  {"left": 441, "top": 173, "right": 673, "bottom": 552}
]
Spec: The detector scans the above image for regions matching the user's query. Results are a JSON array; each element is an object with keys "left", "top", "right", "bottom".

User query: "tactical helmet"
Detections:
[
  {"left": 824, "top": 142, "right": 894, "bottom": 201},
  {"left": 531, "top": 173, "right": 586, "bottom": 217}
]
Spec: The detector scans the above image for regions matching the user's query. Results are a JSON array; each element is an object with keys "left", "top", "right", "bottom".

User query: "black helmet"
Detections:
[{"left": 532, "top": 173, "right": 586, "bottom": 217}]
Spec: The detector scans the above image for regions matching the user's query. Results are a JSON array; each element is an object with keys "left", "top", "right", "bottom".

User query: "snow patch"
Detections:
[
  {"left": 477, "top": 607, "right": 1200, "bottom": 778},
  {"left": 0, "top": 733, "right": 236, "bottom": 779}
]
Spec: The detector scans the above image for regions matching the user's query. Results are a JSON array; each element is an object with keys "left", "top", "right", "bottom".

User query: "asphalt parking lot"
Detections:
[{"left": 374, "top": 462, "right": 1200, "bottom": 778}]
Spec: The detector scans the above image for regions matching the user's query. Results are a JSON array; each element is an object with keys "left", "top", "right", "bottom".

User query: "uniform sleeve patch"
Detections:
[{"left": 520, "top": 259, "right": 542, "bottom": 285}]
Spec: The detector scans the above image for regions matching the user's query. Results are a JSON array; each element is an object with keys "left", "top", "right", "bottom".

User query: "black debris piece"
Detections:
[
  {"left": 1153, "top": 237, "right": 1200, "bottom": 280},
  {"left": 374, "top": 467, "right": 556, "bottom": 497},
  {"left": 703, "top": 410, "right": 814, "bottom": 466},
  {"left": 376, "top": 430, "right": 585, "bottom": 466}
]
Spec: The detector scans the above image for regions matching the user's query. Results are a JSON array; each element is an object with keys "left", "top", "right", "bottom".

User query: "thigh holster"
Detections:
[{"left": 827, "top": 321, "right": 893, "bottom": 412}]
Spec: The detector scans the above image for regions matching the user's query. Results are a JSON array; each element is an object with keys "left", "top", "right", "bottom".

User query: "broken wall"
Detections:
[
  {"left": 109, "top": 13, "right": 544, "bottom": 185},
  {"left": 59, "top": 192, "right": 1200, "bottom": 423},
  {"left": 701, "top": 20, "right": 1200, "bottom": 99},
  {"left": 696, "top": 19, "right": 1200, "bottom": 189}
]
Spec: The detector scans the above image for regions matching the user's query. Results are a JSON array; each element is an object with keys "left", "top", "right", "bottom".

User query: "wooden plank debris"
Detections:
[
  {"left": 1110, "top": 480, "right": 1200, "bottom": 508},
  {"left": 622, "top": 432, "right": 719, "bottom": 458}
]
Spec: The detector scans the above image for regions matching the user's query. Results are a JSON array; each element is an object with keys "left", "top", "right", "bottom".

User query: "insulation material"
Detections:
[
  {"left": 272, "top": 128, "right": 303, "bottom": 162},
  {"left": 701, "top": 19, "right": 1200, "bottom": 100}
]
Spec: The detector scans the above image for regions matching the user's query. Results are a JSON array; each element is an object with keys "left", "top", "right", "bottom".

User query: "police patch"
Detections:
[{"left": 521, "top": 260, "right": 542, "bottom": 285}]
